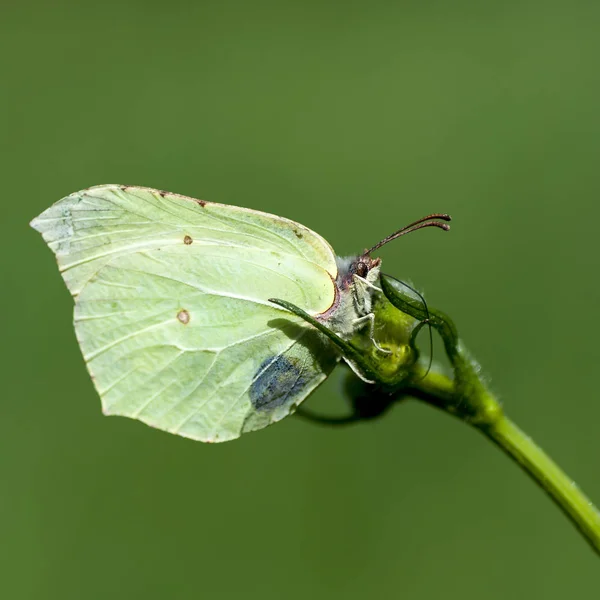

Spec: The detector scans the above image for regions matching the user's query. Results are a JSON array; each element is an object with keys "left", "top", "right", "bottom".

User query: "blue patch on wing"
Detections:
[{"left": 249, "top": 355, "right": 308, "bottom": 411}]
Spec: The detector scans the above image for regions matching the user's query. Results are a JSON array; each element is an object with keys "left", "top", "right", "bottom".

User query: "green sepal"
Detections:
[{"left": 380, "top": 275, "right": 495, "bottom": 421}]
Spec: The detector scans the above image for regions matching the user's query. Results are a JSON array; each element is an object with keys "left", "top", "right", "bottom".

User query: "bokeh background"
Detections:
[{"left": 2, "top": 1, "right": 599, "bottom": 598}]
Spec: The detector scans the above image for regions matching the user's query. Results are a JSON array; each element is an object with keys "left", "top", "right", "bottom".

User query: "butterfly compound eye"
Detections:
[{"left": 355, "top": 261, "right": 369, "bottom": 278}]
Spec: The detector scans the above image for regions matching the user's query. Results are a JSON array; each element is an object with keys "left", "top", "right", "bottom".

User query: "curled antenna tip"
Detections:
[
  {"left": 419, "top": 212, "right": 452, "bottom": 222},
  {"left": 424, "top": 221, "right": 450, "bottom": 232}
]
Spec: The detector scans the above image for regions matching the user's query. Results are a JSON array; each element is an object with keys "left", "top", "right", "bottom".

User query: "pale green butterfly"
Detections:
[{"left": 31, "top": 185, "right": 449, "bottom": 442}]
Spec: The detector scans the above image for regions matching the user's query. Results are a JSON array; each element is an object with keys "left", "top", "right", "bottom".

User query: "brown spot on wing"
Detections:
[
  {"left": 195, "top": 199, "right": 207, "bottom": 207},
  {"left": 177, "top": 309, "right": 190, "bottom": 325},
  {"left": 183, "top": 235, "right": 193, "bottom": 245}
]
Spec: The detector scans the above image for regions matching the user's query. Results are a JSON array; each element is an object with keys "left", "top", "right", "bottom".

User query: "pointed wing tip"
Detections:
[
  {"left": 29, "top": 184, "right": 120, "bottom": 224},
  {"left": 30, "top": 205, "right": 62, "bottom": 232},
  {"left": 29, "top": 212, "right": 55, "bottom": 235}
]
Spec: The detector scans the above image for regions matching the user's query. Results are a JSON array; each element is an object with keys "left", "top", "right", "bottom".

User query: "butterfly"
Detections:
[{"left": 31, "top": 185, "right": 449, "bottom": 442}]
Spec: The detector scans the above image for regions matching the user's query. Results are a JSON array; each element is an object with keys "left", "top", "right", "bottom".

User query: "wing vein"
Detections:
[{"left": 84, "top": 318, "right": 173, "bottom": 362}]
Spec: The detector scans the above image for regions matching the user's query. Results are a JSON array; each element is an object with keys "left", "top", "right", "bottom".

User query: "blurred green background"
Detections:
[{"left": 2, "top": 0, "right": 599, "bottom": 597}]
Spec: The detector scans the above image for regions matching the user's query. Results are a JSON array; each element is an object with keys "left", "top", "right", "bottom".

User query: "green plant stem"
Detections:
[
  {"left": 487, "top": 417, "right": 600, "bottom": 555},
  {"left": 407, "top": 370, "right": 600, "bottom": 556}
]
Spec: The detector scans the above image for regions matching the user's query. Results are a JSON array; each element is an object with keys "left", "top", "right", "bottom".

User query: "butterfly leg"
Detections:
[{"left": 352, "top": 313, "right": 392, "bottom": 354}]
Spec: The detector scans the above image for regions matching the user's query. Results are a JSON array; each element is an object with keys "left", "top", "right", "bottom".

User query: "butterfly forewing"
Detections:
[{"left": 31, "top": 185, "right": 340, "bottom": 441}]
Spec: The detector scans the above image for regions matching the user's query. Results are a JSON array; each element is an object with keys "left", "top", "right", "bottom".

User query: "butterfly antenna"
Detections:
[
  {"left": 366, "top": 213, "right": 451, "bottom": 256},
  {"left": 382, "top": 273, "right": 434, "bottom": 379}
]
